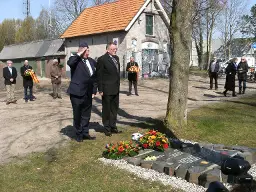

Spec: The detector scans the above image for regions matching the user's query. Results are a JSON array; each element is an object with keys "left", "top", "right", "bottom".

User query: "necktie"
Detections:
[
  {"left": 83, "top": 59, "right": 93, "bottom": 76},
  {"left": 111, "top": 56, "right": 119, "bottom": 73}
]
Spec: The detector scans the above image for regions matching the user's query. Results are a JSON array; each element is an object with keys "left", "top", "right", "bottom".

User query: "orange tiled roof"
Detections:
[{"left": 61, "top": 0, "right": 146, "bottom": 38}]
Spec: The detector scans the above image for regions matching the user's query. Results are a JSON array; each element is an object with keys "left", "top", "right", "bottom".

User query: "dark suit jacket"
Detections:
[
  {"left": 96, "top": 53, "right": 120, "bottom": 95},
  {"left": 20, "top": 65, "right": 33, "bottom": 87},
  {"left": 67, "top": 55, "right": 97, "bottom": 97},
  {"left": 126, "top": 62, "right": 138, "bottom": 81},
  {"left": 3, "top": 67, "right": 17, "bottom": 85}
]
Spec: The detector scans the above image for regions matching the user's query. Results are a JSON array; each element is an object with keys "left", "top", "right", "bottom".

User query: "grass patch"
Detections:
[
  {"left": 173, "top": 94, "right": 256, "bottom": 148},
  {"left": 189, "top": 68, "right": 208, "bottom": 78},
  {"left": 0, "top": 128, "right": 179, "bottom": 192}
]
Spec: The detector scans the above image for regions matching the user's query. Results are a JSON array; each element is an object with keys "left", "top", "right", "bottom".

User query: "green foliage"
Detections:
[
  {"left": 242, "top": 4, "right": 256, "bottom": 37},
  {"left": 103, "top": 141, "right": 140, "bottom": 159},
  {"left": 0, "top": 8, "right": 60, "bottom": 52}
]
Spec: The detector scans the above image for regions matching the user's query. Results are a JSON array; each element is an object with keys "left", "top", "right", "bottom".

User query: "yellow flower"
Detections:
[
  {"left": 162, "top": 139, "right": 167, "bottom": 143},
  {"left": 151, "top": 136, "right": 156, "bottom": 140}
]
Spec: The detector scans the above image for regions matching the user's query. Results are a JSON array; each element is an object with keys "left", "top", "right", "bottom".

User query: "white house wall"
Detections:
[{"left": 64, "top": 1, "right": 170, "bottom": 78}]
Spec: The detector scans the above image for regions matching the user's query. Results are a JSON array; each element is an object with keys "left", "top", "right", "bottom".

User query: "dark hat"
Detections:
[{"left": 79, "top": 42, "right": 89, "bottom": 48}]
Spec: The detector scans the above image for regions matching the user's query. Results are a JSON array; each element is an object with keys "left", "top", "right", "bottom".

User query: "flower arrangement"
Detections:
[
  {"left": 128, "top": 65, "right": 139, "bottom": 73},
  {"left": 139, "top": 130, "right": 169, "bottom": 151},
  {"left": 102, "top": 141, "right": 140, "bottom": 160},
  {"left": 24, "top": 69, "right": 34, "bottom": 76},
  {"left": 24, "top": 69, "right": 39, "bottom": 83}
]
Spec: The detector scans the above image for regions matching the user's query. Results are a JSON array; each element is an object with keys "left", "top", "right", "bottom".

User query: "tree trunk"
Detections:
[{"left": 165, "top": 0, "right": 193, "bottom": 129}]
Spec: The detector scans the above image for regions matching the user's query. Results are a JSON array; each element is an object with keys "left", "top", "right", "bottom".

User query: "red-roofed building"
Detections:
[{"left": 62, "top": 0, "right": 170, "bottom": 78}]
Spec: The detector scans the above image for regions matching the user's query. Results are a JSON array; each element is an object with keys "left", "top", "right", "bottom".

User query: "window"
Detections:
[{"left": 146, "top": 15, "right": 153, "bottom": 35}]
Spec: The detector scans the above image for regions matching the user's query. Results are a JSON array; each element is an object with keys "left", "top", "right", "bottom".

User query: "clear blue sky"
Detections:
[{"left": 0, "top": 0, "right": 256, "bottom": 22}]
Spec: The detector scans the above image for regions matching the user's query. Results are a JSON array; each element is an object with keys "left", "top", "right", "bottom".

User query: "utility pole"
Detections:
[{"left": 23, "top": 0, "right": 30, "bottom": 18}]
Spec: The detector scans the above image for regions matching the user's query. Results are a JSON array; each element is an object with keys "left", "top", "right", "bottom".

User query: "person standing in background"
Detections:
[
  {"left": 20, "top": 60, "right": 35, "bottom": 102},
  {"left": 3, "top": 60, "right": 17, "bottom": 105},
  {"left": 50, "top": 59, "right": 62, "bottom": 99},
  {"left": 223, "top": 58, "right": 238, "bottom": 97},
  {"left": 126, "top": 56, "right": 139, "bottom": 96},
  {"left": 208, "top": 56, "right": 220, "bottom": 90},
  {"left": 237, "top": 57, "right": 249, "bottom": 94}
]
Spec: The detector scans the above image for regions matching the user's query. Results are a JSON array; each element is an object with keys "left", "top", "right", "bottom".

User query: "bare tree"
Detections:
[
  {"left": 165, "top": 0, "right": 193, "bottom": 129},
  {"left": 205, "top": 0, "right": 223, "bottom": 69},
  {"left": 217, "top": 0, "right": 247, "bottom": 59},
  {"left": 54, "top": 0, "right": 116, "bottom": 33}
]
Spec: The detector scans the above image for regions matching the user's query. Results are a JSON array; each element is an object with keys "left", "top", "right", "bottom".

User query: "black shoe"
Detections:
[
  {"left": 135, "top": 93, "right": 139, "bottom": 96},
  {"left": 83, "top": 135, "right": 96, "bottom": 140},
  {"left": 127, "top": 93, "right": 131, "bottom": 96},
  {"left": 6, "top": 102, "right": 10, "bottom": 105},
  {"left": 223, "top": 91, "right": 227, "bottom": 97},
  {"left": 104, "top": 131, "right": 112, "bottom": 137},
  {"left": 30, "top": 99, "right": 35, "bottom": 101},
  {"left": 232, "top": 94, "right": 237, "bottom": 97},
  {"left": 111, "top": 129, "right": 123, "bottom": 134},
  {"left": 58, "top": 96, "right": 62, "bottom": 99}
]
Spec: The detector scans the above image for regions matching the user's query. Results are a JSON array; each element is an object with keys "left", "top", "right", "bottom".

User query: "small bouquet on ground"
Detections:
[
  {"left": 139, "top": 130, "right": 169, "bottom": 151},
  {"left": 102, "top": 141, "right": 140, "bottom": 160},
  {"left": 128, "top": 65, "right": 140, "bottom": 73},
  {"left": 24, "top": 69, "right": 39, "bottom": 83}
]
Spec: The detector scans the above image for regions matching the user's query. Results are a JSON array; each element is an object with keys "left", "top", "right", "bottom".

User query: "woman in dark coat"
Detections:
[
  {"left": 237, "top": 57, "right": 249, "bottom": 94},
  {"left": 223, "top": 58, "right": 238, "bottom": 97}
]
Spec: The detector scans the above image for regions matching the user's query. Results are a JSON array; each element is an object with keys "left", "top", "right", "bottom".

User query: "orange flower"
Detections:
[{"left": 118, "top": 146, "right": 124, "bottom": 152}]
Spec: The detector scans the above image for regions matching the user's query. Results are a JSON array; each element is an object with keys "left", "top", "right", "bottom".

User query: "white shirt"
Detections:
[{"left": 8, "top": 67, "right": 12, "bottom": 75}]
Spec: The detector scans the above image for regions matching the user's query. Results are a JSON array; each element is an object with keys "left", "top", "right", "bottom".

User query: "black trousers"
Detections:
[
  {"left": 209, "top": 72, "right": 218, "bottom": 89},
  {"left": 129, "top": 80, "right": 138, "bottom": 94},
  {"left": 102, "top": 94, "right": 119, "bottom": 132},
  {"left": 70, "top": 94, "right": 92, "bottom": 136}
]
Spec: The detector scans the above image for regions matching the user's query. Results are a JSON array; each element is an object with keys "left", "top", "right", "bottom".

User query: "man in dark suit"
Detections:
[
  {"left": 208, "top": 56, "right": 220, "bottom": 90},
  {"left": 126, "top": 56, "right": 139, "bottom": 96},
  {"left": 20, "top": 60, "right": 35, "bottom": 102},
  {"left": 3, "top": 60, "right": 17, "bottom": 105},
  {"left": 67, "top": 42, "right": 97, "bottom": 142},
  {"left": 96, "top": 42, "right": 122, "bottom": 136}
]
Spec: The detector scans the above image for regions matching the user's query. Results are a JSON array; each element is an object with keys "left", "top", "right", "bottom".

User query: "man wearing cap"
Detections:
[
  {"left": 96, "top": 42, "right": 122, "bottom": 136},
  {"left": 208, "top": 56, "right": 220, "bottom": 90},
  {"left": 67, "top": 42, "right": 97, "bottom": 142}
]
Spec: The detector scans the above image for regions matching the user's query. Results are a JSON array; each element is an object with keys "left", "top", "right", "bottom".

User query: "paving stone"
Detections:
[
  {"left": 230, "top": 145, "right": 250, "bottom": 152},
  {"left": 199, "top": 168, "right": 228, "bottom": 187},
  {"left": 213, "top": 144, "right": 225, "bottom": 150},
  {"left": 175, "top": 164, "right": 190, "bottom": 179},
  {"left": 163, "top": 163, "right": 177, "bottom": 176},
  {"left": 186, "top": 166, "right": 209, "bottom": 184},
  {"left": 248, "top": 148, "right": 256, "bottom": 163},
  {"left": 127, "top": 157, "right": 141, "bottom": 166},
  {"left": 135, "top": 149, "right": 155, "bottom": 158},
  {"left": 140, "top": 160, "right": 154, "bottom": 169},
  {"left": 237, "top": 151, "right": 253, "bottom": 164},
  {"left": 152, "top": 161, "right": 167, "bottom": 173}
]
